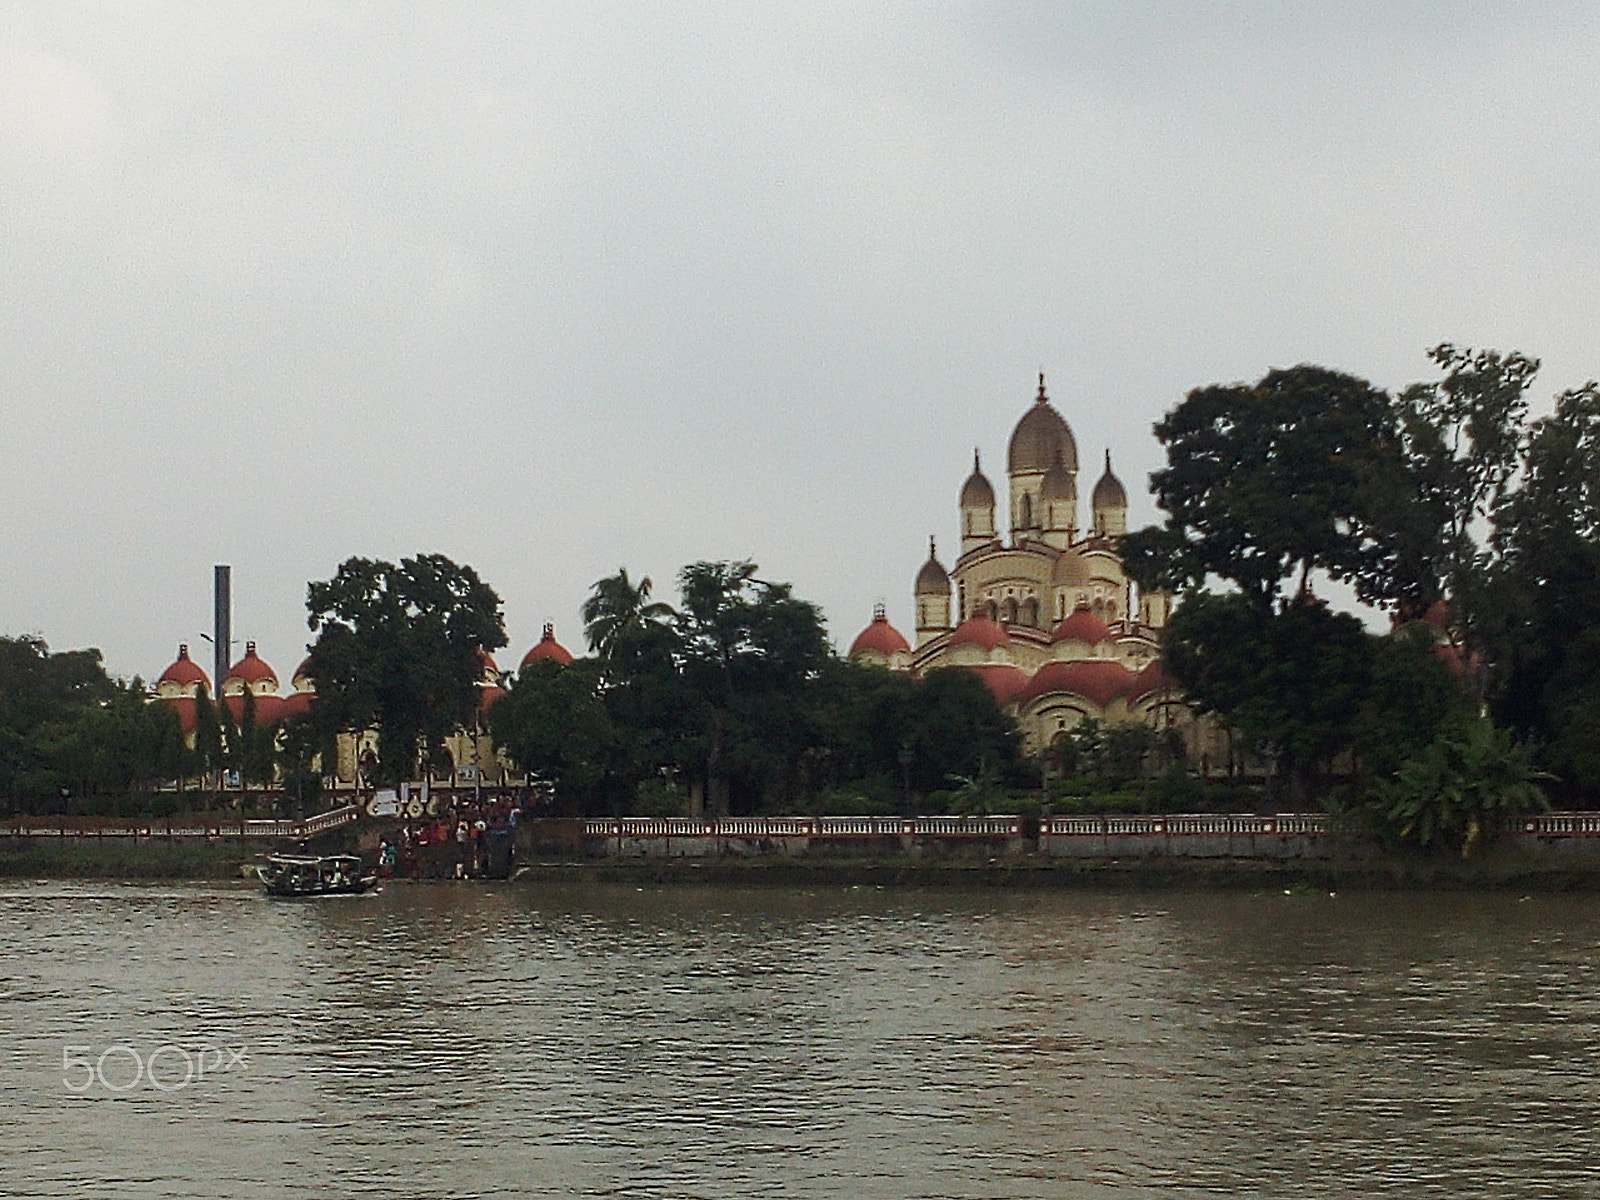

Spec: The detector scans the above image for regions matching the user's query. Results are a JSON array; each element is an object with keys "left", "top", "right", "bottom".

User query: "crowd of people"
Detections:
[{"left": 376, "top": 795, "right": 521, "bottom": 880}]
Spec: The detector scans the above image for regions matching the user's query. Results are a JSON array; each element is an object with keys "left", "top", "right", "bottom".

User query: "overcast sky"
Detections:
[{"left": 4, "top": 2, "right": 1599, "bottom": 682}]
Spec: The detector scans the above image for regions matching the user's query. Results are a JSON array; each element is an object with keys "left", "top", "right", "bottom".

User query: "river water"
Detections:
[{"left": 2, "top": 879, "right": 1598, "bottom": 1198}]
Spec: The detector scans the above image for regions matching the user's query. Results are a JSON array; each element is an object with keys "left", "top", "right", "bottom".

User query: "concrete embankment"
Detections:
[
  {"left": 6, "top": 810, "right": 1600, "bottom": 888},
  {"left": 0, "top": 838, "right": 255, "bottom": 879}
]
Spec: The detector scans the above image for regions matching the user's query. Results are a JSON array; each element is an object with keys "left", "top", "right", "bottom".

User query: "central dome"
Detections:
[{"left": 1007, "top": 375, "right": 1078, "bottom": 475}]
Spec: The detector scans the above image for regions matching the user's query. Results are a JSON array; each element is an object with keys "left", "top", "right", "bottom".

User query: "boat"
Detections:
[{"left": 257, "top": 853, "right": 377, "bottom": 897}]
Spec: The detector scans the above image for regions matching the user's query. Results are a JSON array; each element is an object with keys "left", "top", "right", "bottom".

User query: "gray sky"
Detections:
[{"left": 4, "top": 2, "right": 1599, "bottom": 682}]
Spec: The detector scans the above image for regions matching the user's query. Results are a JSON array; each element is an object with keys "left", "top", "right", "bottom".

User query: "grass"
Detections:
[{"left": 0, "top": 837, "right": 258, "bottom": 880}]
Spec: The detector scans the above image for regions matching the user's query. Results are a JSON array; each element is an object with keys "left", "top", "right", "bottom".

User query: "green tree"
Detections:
[
  {"left": 1362, "top": 345, "right": 1538, "bottom": 624},
  {"left": 1483, "top": 381, "right": 1600, "bottom": 797},
  {"left": 582, "top": 568, "right": 676, "bottom": 670},
  {"left": 305, "top": 554, "right": 506, "bottom": 786},
  {"left": 1351, "top": 622, "right": 1474, "bottom": 783},
  {"left": 895, "top": 668, "right": 1022, "bottom": 797},
  {"left": 1122, "top": 364, "right": 1399, "bottom": 607},
  {"left": 672, "top": 561, "right": 832, "bottom": 814},
  {"left": 1366, "top": 716, "right": 1548, "bottom": 856},
  {"left": 0, "top": 637, "right": 184, "bottom": 811},
  {"left": 489, "top": 657, "right": 627, "bottom": 813},
  {"left": 0, "top": 636, "right": 119, "bottom": 806},
  {"left": 275, "top": 712, "right": 329, "bottom": 815},
  {"left": 1162, "top": 592, "right": 1373, "bottom": 802},
  {"left": 191, "top": 686, "right": 223, "bottom": 802}
]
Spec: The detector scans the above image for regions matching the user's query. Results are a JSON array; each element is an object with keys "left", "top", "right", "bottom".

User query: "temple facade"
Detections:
[
  {"left": 849, "top": 375, "right": 1220, "bottom": 762},
  {"left": 150, "top": 624, "right": 576, "bottom": 791}
]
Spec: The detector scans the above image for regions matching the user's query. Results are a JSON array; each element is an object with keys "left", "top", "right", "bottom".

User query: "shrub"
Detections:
[
  {"left": 1365, "top": 717, "right": 1549, "bottom": 856},
  {"left": 1143, "top": 764, "right": 1207, "bottom": 812}
]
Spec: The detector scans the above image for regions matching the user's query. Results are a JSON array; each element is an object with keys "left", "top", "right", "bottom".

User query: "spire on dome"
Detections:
[
  {"left": 915, "top": 537, "right": 950, "bottom": 593},
  {"left": 1037, "top": 370, "right": 1047, "bottom": 402},
  {"left": 1091, "top": 448, "right": 1129, "bottom": 535},
  {"left": 520, "top": 622, "right": 574, "bottom": 668},
  {"left": 850, "top": 604, "right": 911, "bottom": 660}
]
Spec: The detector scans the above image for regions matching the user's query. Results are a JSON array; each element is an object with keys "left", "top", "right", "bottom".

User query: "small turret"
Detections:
[
  {"left": 1091, "top": 449, "right": 1128, "bottom": 537},
  {"left": 914, "top": 536, "right": 952, "bottom": 647},
  {"left": 959, "top": 449, "right": 997, "bottom": 553},
  {"left": 1039, "top": 450, "right": 1077, "bottom": 549}
]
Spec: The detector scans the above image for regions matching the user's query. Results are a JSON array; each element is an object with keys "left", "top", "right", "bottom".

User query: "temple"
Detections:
[
  {"left": 849, "top": 374, "right": 1211, "bottom": 757},
  {"left": 150, "top": 625, "right": 576, "bottom": 791}
]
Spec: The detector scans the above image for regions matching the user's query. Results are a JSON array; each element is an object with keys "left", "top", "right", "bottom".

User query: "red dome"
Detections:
[
  {"left": 158, "top": 644, "right": 210, "bottom": 691},
  {"left": 224, "top": 642, "right": 277, "bottom": 689},
  {"left": 1050, "top": 606, "right": 1111, "bottom": 645},
  {"left": 477, "top": 647, "right": 501, "bottom": 682},
  {"left": 161, "top": 696, "right": 198, "bottom": 734},
  {"left": 280, "top": 690, "right": 314, "bottom": 718},
  {"left": 478, "top": 683, "right": 507, "bottom": 712},
  {"left": 849, "top": 606, "right": 910, "bottom": 658},
  {"left": 964, "top": 663, "right": 1030, "bottom": 705},
  {"left": 947, "top": 615, "right": 1010, "bottom": 651},
  {"left": 1019, "top": 659, "right": 1137, "bottom": 709},
  {"left": 1130, "top": 659, "right": 1180, "bottom": 700},
  {"left": 520, "top": 623, "right": 574, "bottom": 668},
  {"left": 223, "top": 691, "right": 284, "bottom": 725}
]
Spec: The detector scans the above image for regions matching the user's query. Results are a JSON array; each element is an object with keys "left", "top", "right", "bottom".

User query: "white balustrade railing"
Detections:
[
  {"left": 0, "top": 805, "right": 359, "bottom": 841},
  {"left": 15, "top": 807, "right": 1600, "bottom": 844},
  {"left": 301, "top": 805, "right": 361, "bottom": 835},
  {"left": 578, "top": 815, "right": 1019, "bottom": 838},
  {"left": 1045, "top": 812, "right": 1332, "bottom": 838},
  {"left": 911, "top": 815, "right": 1022, "bottom": 836},
  {"left": 1522, "top": 813, "right": 1600, "bottom": 836},
  {"left": 816, "top": 816, "right": 905, "bottom": 836}
]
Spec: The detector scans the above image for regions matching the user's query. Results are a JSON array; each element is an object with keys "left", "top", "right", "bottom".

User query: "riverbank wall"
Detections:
[
  {"left": 515, "top": 813, "right": 1600, "bottom": 863},
  {"left": 4, "top": 810, "right": 1600, "bottom": 885}
]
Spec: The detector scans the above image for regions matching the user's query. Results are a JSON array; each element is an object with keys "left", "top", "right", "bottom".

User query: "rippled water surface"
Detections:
[{"left": 3, "top": 879, "right": 1599, "bottom": 1198}]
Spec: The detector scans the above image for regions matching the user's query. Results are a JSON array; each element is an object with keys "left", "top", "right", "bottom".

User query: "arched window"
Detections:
[
  {"left": 1020, "top": 493, "right": 1032, "bottom": 529},
  {"left": 1001, "top": 598, "right": 1018, "bottom": 624},
  {"left": 1021, "top": 597, "right": 1039, "bottom": 627}
]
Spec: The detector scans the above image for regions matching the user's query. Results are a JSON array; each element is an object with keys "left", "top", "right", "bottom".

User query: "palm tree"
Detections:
[{"left": 582, "top": 569, "right": 676, "bottom": 663}]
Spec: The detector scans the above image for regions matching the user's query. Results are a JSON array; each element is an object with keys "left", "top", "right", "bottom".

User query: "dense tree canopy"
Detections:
[
  {"left": 306, "top": 554, "right": 506, "bottom": 786},
  {"left": 1127, "top": 346, "right": 1600, "bottom": 815},
  {"left": 1369, "top": 346, "right": 1538, "bottom": 623},
  {"left": 1481, "top": 382, "right": 1600, "bottom": 797},
  {"left": 1121, "top": 365, "right": 1399, "bottom": 607},
  {"left": 0, "top": 635, "right": 184, "bottom": 811},
  {"left": 490, "top": 562, "right": 1022, "bottom": 816}
]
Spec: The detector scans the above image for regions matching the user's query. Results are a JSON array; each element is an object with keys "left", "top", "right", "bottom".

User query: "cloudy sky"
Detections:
[{"left": 4, "top": 2, "right": 1598, "bottom": 682}]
